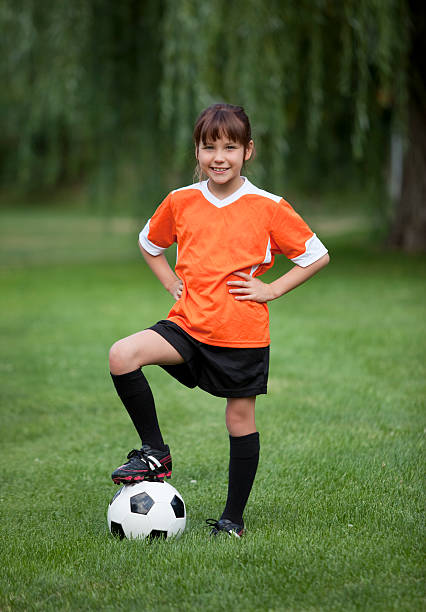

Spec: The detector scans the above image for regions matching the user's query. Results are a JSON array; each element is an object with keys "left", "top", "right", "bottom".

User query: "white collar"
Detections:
[{"left": 200, "top": 177, "right": 251, "bottom": 208}]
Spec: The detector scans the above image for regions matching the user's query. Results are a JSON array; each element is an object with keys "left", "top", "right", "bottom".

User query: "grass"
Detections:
[{"left": 0, "top": 208, "right": 425, "bottom": 611}]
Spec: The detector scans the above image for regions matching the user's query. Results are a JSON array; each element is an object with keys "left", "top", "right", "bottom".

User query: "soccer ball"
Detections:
[{"left": 107, "top": 481, "right": 186, "bottom": 540}]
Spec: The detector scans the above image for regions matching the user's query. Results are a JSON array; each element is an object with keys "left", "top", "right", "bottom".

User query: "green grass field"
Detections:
[{"left": 0, "top": 210, "right": 424, "bottom": 611}]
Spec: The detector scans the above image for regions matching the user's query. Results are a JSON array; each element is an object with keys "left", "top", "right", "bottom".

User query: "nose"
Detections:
[{"left": 214, "top": 149, "right": 225, "bottom": 163}]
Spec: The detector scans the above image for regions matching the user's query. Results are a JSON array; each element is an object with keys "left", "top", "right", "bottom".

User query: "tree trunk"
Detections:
[
  {"left": 388, "top": 0, "right": 426, "bottom": 252},
  {"left": 388, "top": 101, "right": 426, "bottom": 252}
]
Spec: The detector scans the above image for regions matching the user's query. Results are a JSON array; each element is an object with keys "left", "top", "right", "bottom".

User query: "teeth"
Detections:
[{"left": 212, "top": 168, "right": 228, "bottom": 172}]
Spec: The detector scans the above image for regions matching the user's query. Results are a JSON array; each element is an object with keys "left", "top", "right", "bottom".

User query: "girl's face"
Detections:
[{"left": 196, "top": 134, "right": 254, "bottom": 198}]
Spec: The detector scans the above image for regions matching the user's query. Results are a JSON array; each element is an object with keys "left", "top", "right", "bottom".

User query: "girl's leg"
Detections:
[
  {"left": 220, "top": 397, "right": 260, "bottom": 526},
  {"left": 109, "top": 329, "right": 184, "bottom": 375},
  {"left": 225, "top": 396, "right": 256, "bottom": 437},
  {"left": 109, "top": 330, "right": 184, "bottom": 449}
]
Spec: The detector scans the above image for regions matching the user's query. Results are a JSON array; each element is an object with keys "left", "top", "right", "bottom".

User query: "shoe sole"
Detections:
[{"left": 112, "top": 471, "right": 172, "bottom": 485}]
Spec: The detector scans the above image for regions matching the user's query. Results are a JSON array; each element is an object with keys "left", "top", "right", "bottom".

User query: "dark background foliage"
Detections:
[{"left": 0, "top": 0, "right": 424, "bottom": 249}]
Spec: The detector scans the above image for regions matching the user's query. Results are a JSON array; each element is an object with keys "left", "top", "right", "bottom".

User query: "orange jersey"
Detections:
[{"left": 139, "top": 178, "right": 327, "bottom": 348}]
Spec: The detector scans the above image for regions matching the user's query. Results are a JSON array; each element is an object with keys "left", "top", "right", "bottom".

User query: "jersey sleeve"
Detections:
[
  {"left": 270, "top": 199, "right": 328, "bottom": 267},
  {"left": 139, "top": 192, "right": 177, "bottom": 256}
]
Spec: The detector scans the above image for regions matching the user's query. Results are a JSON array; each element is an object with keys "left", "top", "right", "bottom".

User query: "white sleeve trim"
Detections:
[
  {"left": 290, "top": 234, "right": 328, "bottom": 267},
  {"left": 139, "top": 219, "right": 167, "bottom": 256}
]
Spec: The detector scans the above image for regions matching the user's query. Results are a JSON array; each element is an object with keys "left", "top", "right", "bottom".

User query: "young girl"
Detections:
[{"left": 109, "top": 103, "right": 329, "bottom": 537}]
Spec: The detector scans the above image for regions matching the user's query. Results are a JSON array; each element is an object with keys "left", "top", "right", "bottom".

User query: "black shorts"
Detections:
[{"left": 149, "top": 320, "right": 269, "bottom": 398}]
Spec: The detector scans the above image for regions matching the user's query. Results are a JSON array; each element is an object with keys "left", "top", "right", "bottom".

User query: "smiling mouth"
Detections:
[{"left": 211, "top": 167, "right": 229, "bottom": 173}]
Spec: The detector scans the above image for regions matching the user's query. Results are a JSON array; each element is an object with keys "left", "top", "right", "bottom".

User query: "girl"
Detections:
[{"left": 109, "top": 103, "right": 329, "bottom": 538}]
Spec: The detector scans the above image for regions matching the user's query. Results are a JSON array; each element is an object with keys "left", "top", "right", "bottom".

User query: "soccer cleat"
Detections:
[
  {"left": 111, "top": 444, "right": 172, "bottom": 484},
  {"left": 206, "top": 518, "right": 244, "bottom": 538}
]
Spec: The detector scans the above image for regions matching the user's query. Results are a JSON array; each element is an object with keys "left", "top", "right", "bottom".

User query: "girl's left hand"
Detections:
[{"left": 227, "top": 272, "right": 274, "bottom": 303}]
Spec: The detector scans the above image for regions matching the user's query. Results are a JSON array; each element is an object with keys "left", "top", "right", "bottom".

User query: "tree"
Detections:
[
  {"left": 0, "top": 0, "right": 166, "bottom": 210},
  {"left": 161, "top": 0, "right": 423, "bottom": 250},
  {"left": 0, "top": 0, "right": 423, "bottom": 250},
  {"left": 387, "top": 0, "right": 426, "bottom": 251}
]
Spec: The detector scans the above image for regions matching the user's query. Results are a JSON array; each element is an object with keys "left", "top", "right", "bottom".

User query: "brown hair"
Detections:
[{"left": 193, "top": 103, "right": 254, "bottom": 182}]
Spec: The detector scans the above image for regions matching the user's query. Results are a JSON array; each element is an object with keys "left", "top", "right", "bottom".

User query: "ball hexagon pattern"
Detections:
[{"left": 107, "top": 481, "right": 186, "bottom": 540}]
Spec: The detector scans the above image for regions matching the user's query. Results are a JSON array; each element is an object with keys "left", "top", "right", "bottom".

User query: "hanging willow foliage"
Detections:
[
  {"left": 0, "top": 0, "right": 411, "bottom": 201},
  {"left": 0, "top": 0, "right": 165, "bottom": 208},
  {"left": 160, "top": 0, "right": 410, "bottom": 185}
]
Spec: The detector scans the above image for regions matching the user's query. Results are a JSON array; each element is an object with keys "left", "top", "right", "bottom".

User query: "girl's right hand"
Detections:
[{"left": 168, "top": 278, "right": 183, "bottom": 301}]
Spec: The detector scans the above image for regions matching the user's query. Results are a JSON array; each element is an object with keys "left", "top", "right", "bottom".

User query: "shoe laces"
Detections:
[
  {"left": 127, "top": 448, "right": 162, "bottom": 471},
  {"left": 126, "top": 449, "right": 143, "bottom": 460}
]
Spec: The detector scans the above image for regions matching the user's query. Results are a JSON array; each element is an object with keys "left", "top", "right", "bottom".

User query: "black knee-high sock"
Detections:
[
  {"left": 220, "top": 432, "right": 260, "bottom": 525},
  {"left": 110, "top": 368, "right": 166, "bottom": 450}
]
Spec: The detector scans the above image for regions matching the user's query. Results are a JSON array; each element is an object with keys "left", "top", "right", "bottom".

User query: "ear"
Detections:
[{"left": 245, "top": 140, "right": 254, "bottom": 161}]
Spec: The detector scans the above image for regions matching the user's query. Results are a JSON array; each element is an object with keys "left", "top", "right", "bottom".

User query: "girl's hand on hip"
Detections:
[
  {"left": 227, "top": 272, "right": 274, "bottom": 303},
  {"left": 168, "top": 278, "right": 183, "bottom": 301}
]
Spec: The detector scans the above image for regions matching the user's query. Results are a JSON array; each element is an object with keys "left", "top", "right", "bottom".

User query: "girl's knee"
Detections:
[
  {"left": 109, "top": 332, "right": 156, "bottom": 373},
  {"left": 109, "top": 339, "right": 133, "bottom": 373},
  {"left": 226, "top": 409, "right": 247, "bottom": 430},
  {"left": 225, "top": 397, "right": 256, "bottom": 435}
]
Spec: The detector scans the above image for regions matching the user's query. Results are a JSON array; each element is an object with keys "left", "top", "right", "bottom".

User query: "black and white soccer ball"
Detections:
[{"left": 107, "top": 481, "right": 186, "bottom": 540}]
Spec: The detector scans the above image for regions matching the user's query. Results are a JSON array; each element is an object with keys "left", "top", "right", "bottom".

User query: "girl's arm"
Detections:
[
  {"left": 227, "top": 253, "right": 330, "bottom": 303},
  {"left": 139, "top": 243, "right": 183, "bottom": 300}
]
